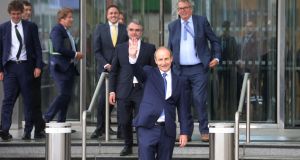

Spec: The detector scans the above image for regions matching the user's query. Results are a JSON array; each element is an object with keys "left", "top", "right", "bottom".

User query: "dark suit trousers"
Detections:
[
  {"left": 25, "top": 76, "right": 45, "bottom": 133},
  {"left": 138, "top": 126, "right": 175, "bottom": 160},
  {"left": 44, "top": 66, "right": 75, "bottom": 122},
  {"left": 1, "top": 61, "right": 34, "bottom": 134},
  {"left": 117, "top": 85, "right": 142, "bottom": 147},
  {"left": 180, "top": 63, "right": 209, "bottom": 134}
]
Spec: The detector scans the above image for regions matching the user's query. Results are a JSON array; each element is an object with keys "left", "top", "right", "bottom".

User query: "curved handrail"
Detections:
[
  {"left": 234, "top": 72, "right": 251, "bottom": 160},
  {"left": 82, "top": 72, "right": 109, "bottom": 160}
]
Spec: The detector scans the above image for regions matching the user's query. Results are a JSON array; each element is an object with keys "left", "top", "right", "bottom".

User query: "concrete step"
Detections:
[{"left": 1, "top": 138, "right": 300, "bottom": 160}]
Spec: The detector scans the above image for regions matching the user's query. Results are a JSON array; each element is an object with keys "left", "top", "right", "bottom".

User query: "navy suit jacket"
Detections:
[
  {"left": 168, "top": 15, "right": 221, "bottom": 74},
  {"left": 132, "top": 65, "right": 191, "bottom": 138},
  {"left": 109, "top": 41, "right": 155, "bottom": 99},
  {"left": 93, "top": 23, "right": 128, "bottom": 73},
  {"left": 49, "top": 23, "right": 77, "bottom": 75},
  {"left": 0, "top": 20, "right": 43, "bottom": 71}
]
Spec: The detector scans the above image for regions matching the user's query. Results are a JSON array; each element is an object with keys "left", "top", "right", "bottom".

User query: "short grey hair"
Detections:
[{"left": 127, "top": 19, "right": 144, "bottom": 31}]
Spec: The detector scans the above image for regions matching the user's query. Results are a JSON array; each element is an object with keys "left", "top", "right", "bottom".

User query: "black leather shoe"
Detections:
[
  {"left": 117, "top": 131, "right": 124, "bottom": 139},
  {"left": 90, "top": 130, "right": 102, "bottom": 139},
  {"left": 0, "top": 131, "right": 12, "bottom": 141},
  {"left": 34, "top": 131, "right": 46, "bottom": 139},
  {"left": 22, "top": 132, "right": 31, "bottom": 140},
  {"left": 120, "top": 146, "right": 132, "bottom": 156},
  {"left": 42, "top": 116, "right": 49, "bottom": 123},
  {"left": 109, "top": 127, "right": 117, "bottom": 135}
]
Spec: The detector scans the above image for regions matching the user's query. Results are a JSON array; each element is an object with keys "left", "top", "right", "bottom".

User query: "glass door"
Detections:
[
  {"left": 285, "top": 0, "right": 300, "bottom": 128},
  {"left": 166, "top": 0, "right": 277, "bottom": 123},
  {"left": 31, "top": 0, "right": 81, "bottom": 121}
]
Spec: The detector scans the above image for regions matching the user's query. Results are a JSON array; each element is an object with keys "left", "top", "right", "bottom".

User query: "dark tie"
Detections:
[
  {"left": 184, "top": 21, "right": 194, "bottom": 40},
  {"left": 162, "top": 72, "right": 167, "bottom": 95},
  {"left": 15, "top": 25, "right": 22, "bottom": 60}
]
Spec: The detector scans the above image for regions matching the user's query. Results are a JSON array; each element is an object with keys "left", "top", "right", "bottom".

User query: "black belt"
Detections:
[
  {"left": 155, "top": 122, "right": 165, "bottom": 126},
  {"left": 180, "top": 63, "right": 201, "bottom": 67},
  {"left": 9, "top": 60, "right": 28, "bottom": 64}
]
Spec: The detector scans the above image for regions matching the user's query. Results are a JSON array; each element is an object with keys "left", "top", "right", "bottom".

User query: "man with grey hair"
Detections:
[
  {"left": 168, "top": 0, "right": 221, "bottom": 142},
  {"left": 109, "top": 20, "right": 156, "bottom": 156}
]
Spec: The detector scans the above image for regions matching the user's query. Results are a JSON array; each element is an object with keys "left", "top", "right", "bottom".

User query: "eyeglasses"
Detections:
[
  {"left": 177, "top": 6, "right": 191, "bottom": 11},
  {"left": 128, "top": 28, "right": 142, "bottom": 32}
]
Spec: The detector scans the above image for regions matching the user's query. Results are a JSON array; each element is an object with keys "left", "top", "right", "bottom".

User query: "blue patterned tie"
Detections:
[{"left": 184, "top": 21, "right": 194, "bottom": 40}]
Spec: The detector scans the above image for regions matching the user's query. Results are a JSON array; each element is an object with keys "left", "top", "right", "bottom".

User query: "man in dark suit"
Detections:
[
  {"left": 109, "top": 20, "right": 156, "bottom": 156},
  {"left": 43, "top": 8, "right": 83, "bottom": 123},
  {"left": 168, "top": 0, "right": 221, "bottom": 142},
  {"left": 92, "top": 4, "right": 128, "bottom": 139},
  {"left": 21, "top": 0, "right": 46, "bottom": 139},
  {"left": 0, "top": 0, "right": 43, "bottom": 141},
  {"left": 132, "top": 47, "right": 191, "bottom": 160}
]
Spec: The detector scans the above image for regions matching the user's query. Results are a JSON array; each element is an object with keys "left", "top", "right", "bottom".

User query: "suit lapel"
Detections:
[
  {"left": 6, "top": 22, "right": 12, "bottom": 53},
  {"left": 136, "top": 41, "right": 145, "bottom": 63},
  {"left": 117, "top": 25, "right": 124, "bottom": 45},
  {"left": 192, "top": 15, "right": 198, "bottom": 39},
  {"left": 105, "top": 24, "right": 114, "bottom": 47},
  {"left": 175, "top": 20, "right": 181, "bottom": 51},
  {"left": 22, "top": 20, "right": 28, "bottom": 48},
  {"left": 152, "top": 68, "right": 165, "bottom": 99},
  {"left": 171, "top": 71, "right": 178, "bottom": 97}
]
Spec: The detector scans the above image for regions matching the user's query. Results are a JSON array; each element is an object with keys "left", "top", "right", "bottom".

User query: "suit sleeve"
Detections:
[
  {"left": 131, "top": 64, "right": 152, "bottom": 83},
  {"left": 0, "top": 25, "right": 3, "bottom": 72},
  {"left": 149, "top": 44, "right": 156, "bottom": 67},
  {"left": 109, "top": 47, "right": 120, "bottom": 93},
  {"left": 93, "top": 24, "right": 108, "bottom": 67},
  {"left": 177, "top": 78, "right": 192, "bottom": 135},
  {"left": 50, "top": 26, "right": 76, "bottom": 58},
  {"left": 203, "top": 17, "right": 221, "bottom": 60},
  {"left": 167, "top": 24, "right": 173, "bottom": 52},
  {"left": 31, "top": 23, "right": 43, "bottom": 69}
]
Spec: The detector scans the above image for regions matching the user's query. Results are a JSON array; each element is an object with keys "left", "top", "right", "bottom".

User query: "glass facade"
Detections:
[
  {"left": 30, "top": 0, "right": 81, "bottom": 121},
  {"left": 0, "top": 0, "right": 298, "bottom": 128},
  {"left": 285, "top": 0, "right": 300, "bottom": 128}
]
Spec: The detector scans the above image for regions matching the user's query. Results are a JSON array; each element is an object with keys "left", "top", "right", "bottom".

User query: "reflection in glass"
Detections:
[
  {"left": 285, "top": 0, "right": 300, "bottom": 128},
  {"left": 31, "top": 0, "right": 80, "bottom": 121},
  {"left": 192, "top": 0, "right": 277, "bottom": 122}
]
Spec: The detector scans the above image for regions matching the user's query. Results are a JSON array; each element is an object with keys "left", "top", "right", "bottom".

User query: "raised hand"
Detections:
[{"left": 128, "top": 38, "right": 138, "bottom": 58}]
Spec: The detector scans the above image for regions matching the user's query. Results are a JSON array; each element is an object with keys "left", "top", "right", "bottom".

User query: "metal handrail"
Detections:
[
  {"left": 82, "top": 72, "right": 109, "bottom": 160},
  {"left": 234, "top": 73, "right": 251, "bottom": 160}
]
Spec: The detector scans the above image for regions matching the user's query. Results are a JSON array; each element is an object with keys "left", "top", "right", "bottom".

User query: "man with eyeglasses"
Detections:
[
  {"left": 109, "top": 20, "right": 156, "bottom": 156},
  {"left": 168, "top": 0, "right": 221, "bottom": 142},
  {"left": 92, "top": 5, "right": 128, "bottom": 139}
]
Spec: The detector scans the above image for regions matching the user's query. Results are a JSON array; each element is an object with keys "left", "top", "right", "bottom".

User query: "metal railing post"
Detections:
[
  {"left": 105, "top": 75, "right": 110, "bottom": 141},
  {"left": 82, "top": 111, "right": 87, "bottom": 160},
  {"left": 82, "top": 72, "right": 108, "bottom": 160},
  {"left": 234, "top": 112, "right": 239, "bottom": 160},
  {"left": 246, "top": 79, "right": 251, "bottom": 143},
  {"left": 234, "top": 73, "right": 251, "bottom": 160}
]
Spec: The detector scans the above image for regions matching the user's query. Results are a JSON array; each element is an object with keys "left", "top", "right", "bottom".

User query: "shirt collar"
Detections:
[
  {"left": 159, "top": 69, "right": 171, "bottom": 76},
  {"left": 181, "top": 16, "right": 193, "bottom": 24},
  {"left": 109, "top": 21, "right": 118, "bottom": 27},
  {"left": 11, "top": 20, "right": 22, "bottom": 27}
]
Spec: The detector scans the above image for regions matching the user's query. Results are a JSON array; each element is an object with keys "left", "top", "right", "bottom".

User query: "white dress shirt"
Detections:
[{"left": 9, "top": 20, "right": 27, "bottom": 61}]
